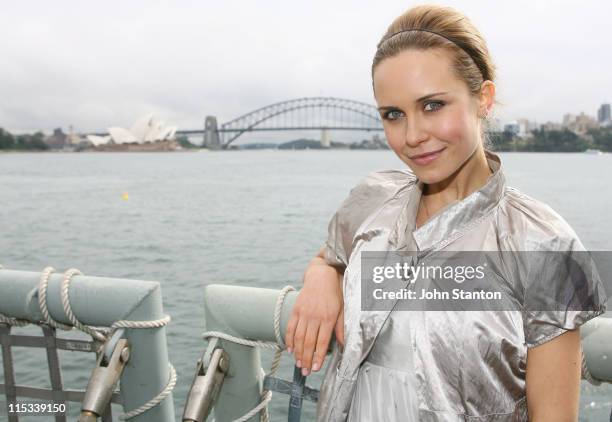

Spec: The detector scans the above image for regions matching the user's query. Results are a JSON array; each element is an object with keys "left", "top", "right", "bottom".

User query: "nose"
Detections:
[{"left": 403, "top": 116, "right": 428, "bottom": 147}]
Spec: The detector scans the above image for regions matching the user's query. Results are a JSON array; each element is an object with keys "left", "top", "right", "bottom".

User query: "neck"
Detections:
[{"left": 422, "top": 147, "right": 492, "bottom": 213}]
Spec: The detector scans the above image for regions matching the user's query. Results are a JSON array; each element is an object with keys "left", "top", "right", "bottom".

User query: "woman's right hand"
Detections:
[{"left": 284, "top": 254, "right": 345, "bottom": 377}]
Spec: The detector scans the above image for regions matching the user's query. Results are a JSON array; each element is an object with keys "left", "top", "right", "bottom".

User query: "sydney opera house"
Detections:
[{"left": 86, "top": 114, "right": 179, "bottom": 151}]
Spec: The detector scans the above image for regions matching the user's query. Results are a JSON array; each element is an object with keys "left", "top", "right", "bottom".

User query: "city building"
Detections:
[
  {"left": 503, "top": 121, "right": 520, "bottom": 136},
  {"left": 516, "top": 118, "right": 538, "bottom": 138},
  {"left": 539, "top": 121, "right": 563, "bottom": 131},
  {"left": 562, "top": 113, "right": 575, "bottom": 127},
  {"left": 562, "top": 112, "right": 599, "bottom": 135},
  {"left": 66, "top": 125, "right": 84, "bottom": 145},
  {"left": 503, "top": 119, "right": 536, "bottom": 138},
  {"left": 598, "top": 103, "right": 611, "bottom": 124},
  {"left": 44, "top": 128, "right": 68, "bottom": 149}
]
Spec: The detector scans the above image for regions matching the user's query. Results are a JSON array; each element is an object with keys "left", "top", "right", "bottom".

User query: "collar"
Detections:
[{"left": 389, "top": 149, "right": 506, "bottom": 252}]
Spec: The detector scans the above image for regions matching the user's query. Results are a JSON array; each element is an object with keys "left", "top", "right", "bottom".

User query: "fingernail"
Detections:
[
  {"left": 287, "top": 347, "right": 292, "bottom": 354},
  {"left": 296, "top": 360, "right": 302, "bottom": 368},
  {"left": 312, "top": 362, "right": 320, "bottom": 371},
  {"left": 302, "top": 367, "right": 309, "bottom": 376}
]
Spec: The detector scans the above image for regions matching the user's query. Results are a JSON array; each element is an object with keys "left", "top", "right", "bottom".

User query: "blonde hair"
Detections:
[{"left": 372, "top": 4, "right": 498, "bottom": 144}]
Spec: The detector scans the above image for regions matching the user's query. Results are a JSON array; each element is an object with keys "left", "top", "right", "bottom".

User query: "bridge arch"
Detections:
[{"left": 219, "top": 96, "right": 383, "bottom": 147}]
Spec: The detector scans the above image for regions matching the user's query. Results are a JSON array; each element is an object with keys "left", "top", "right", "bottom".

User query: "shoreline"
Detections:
[{"left": 1, "top": 149, "right": 608, "bottom": 154}]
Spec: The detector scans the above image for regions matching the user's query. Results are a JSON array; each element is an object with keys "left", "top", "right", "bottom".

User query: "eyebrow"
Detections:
[{"left": 377, "top": 91, "right": 449, "bottom": 111}]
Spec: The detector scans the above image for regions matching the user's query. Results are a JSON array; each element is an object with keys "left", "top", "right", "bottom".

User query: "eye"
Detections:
[
  {"left": 424, "top": 101, "right": 444, "bottom": 112},
  {"left": 381, "top": 110, "right": 404, "bottom": 121}
]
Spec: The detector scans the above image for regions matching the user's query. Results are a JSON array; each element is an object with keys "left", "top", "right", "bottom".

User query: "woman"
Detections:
[{"left": 285, "top": 4, "right": 606, "bottom": 421}]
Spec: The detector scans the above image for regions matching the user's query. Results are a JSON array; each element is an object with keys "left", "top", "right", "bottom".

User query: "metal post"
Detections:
[
  {"left": 0, "top": 269, "right": 175, "bottom": 422},
  {"left": 203, "top": 284, "right": 298, "bottom": 422},
  {"left": 581, "top": 315, "right": 612, "bottom": 382}
]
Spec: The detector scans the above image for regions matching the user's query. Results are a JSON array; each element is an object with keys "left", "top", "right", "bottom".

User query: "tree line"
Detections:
[
  {"left": 0, "top": 128, "right": 48, "bottom": 150},
  {"left": 489, "top": 127, "right": 612, "bottom": 152},
  {"left": 3, "top": 126, "right": 612, "bottom": 152}
]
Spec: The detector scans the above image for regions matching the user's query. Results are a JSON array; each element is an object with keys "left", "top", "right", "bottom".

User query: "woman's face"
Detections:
[{"left": 373, "top": 48, "right": 486, "bottom": 184}]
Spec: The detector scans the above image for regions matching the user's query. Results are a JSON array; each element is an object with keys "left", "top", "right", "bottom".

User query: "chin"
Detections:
[
  {"left": 407, "top": 159, "right": 458, "bottom": 183},
  {"left": 413, "top": 170, "right": 449, "bottom": 184}
]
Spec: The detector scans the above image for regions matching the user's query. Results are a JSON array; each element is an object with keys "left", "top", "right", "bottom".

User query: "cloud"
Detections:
[{"left": 1, "top": 0, "right": 610, "bottom": 138}]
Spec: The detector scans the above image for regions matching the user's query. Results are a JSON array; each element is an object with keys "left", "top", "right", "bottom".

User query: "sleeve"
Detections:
[
  {"left": 522, "top": 234, "right": 608, "bottom": 349},
  {"left": 321, "top": 170, "right": 410, "bottom": 270},
  {"left": 322, "top": 210, "right": 349, "bottom": 270}
]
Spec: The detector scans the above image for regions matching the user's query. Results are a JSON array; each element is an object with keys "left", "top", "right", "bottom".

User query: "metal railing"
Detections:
[{"left": 0, "top": 268, "right": 175, "bottom": 422}]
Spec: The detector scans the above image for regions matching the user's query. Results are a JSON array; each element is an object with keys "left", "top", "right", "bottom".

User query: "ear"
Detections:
[{"left": 478, "top": 80, "right": 496, "bottom": 118}]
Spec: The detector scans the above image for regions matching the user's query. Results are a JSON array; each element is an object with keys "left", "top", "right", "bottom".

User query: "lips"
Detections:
[{"left": 408, "top": 147, "right": 446, "bottom": 165}]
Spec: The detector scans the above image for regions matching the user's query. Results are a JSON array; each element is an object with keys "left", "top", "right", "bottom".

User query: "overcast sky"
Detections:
[{"left": 1, "top": 0, "right": 610, "bottom": 140}]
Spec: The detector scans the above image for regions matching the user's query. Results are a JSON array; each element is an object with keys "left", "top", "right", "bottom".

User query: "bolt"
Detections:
[
  {"left": 120, "top": 347, "right": 130, "bottom": 363},
  {"left": 219, "top": 355, "right": 229, "bottom": 372}
]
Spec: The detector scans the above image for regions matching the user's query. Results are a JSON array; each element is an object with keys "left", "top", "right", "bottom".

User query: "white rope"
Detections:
[
  {"left": 60, "top": 268, "right": 108, "bottom": 342},
  {"left": 38, "top": 266, "right": 73, "bottom": 330},
  {"left": 581, "top": 350, "right": 601, "bottom": 385},
  {"left": 0, "top": 313, "right": 30, "bottom": 327},
  {"left": 202, "top": 285, "right": 296, "bottom": 422},
  {"left": 112, "top": 314, "right": 172, "bottom": 330},
  {"left": 119, "top": 363, "right": 178, "bottom": 420},
  {"left": 202, "top": 331, "right": 280, "bottom": 350},
  {"left": 37, "top": 266, "right": 172, "bottom": 340},
  {"left": 52, "top": 267, "right": 176, "bottom": 419},
  {"left": 1, "top": 265, "right": 177, "bottom": 418},
  {"left": 234, "top": 385, "right": 272, "bottom": 422}
]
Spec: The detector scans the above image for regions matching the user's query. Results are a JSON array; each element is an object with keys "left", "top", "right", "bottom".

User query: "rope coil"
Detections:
[
  {"left": 582, "top": 350, "right": 601, "bottom": 386},
  {"left": 0, "top": 265, "right": 176, "bottom": 419},
  {"left": 202, "top": 284, "right": 296, "bottom": 422},
  {"left": 119, "top": 363, "right": 178, "bottom": 420},
  {"left": 0, "top": 313, "right": 30, "bottom": 327}
]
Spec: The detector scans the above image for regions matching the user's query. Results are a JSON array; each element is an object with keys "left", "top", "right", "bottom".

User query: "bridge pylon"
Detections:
[
  {"left": 204, "top": 116, "right": 221, "bottom": 150},
  {"left": 321, "top": 128, "right": 330, "bottom": 148}
]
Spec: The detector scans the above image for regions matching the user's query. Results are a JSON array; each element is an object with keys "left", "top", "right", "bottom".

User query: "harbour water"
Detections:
[{"left": 1, "top": 150, "right": 611, "bottom": 421}]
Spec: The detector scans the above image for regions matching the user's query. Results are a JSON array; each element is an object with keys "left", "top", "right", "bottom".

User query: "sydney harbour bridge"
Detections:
[{"left": 176, "top": 97, "right": 385, "bottom": 149}]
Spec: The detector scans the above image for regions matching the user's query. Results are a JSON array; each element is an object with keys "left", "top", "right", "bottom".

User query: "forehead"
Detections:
[{"left": 373, "top": 48, "right": 466, "bottom": 102}]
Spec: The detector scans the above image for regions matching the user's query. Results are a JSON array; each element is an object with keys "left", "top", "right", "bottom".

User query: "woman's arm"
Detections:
[
  {"left": 284, "top": 245, "right": 345, "bottom": 376},
  {"left": 526, "top": 328, "right": 582, "bottom": 421}
]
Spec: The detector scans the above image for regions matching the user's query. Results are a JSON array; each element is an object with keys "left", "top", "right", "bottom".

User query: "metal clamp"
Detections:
[
  {"left": 183, "top": 340, "right": 230, "bottom": 422},
  {"left": 79, "top": 330, "right": 130, "bottom": 421}
]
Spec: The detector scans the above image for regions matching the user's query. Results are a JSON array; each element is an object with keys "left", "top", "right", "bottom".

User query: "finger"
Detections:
[
  {"left": 312, "top": 320, "right": 335, "bottom": 372},
  {"left": 300, "top": 320, "right": 320, "bottom": 376},
  {"left": 334, "top": 308, "right": 345, "bottom": 347},
  {"left": 292, "top": 316, "right": 308, "bottom": 368},
  {"left": 284, "top": 312, "right": 299, "bottom": 353}
]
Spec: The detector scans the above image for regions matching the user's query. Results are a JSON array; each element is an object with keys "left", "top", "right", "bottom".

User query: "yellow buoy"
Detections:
[{"left": 122, "top": 192, "right": 129, "bottom": 200}]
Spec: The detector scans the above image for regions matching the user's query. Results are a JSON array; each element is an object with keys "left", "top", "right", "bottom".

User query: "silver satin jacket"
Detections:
[{"left": 317, "top": 149, "right": 607, "bottom": 421}]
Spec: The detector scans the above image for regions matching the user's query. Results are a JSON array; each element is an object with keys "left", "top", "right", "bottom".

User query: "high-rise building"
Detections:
[
  {"left": 598, "top": 103, "right": 611, "bottom": 123},
  {"left": 562, "top": 112, "right": 599, "bottom": 135},
  {"left": 516, "top": 118, "right": 537, "bottom": 137},
  {"left": 562, "top": 113, "right": 576, "bottom": 126}
]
